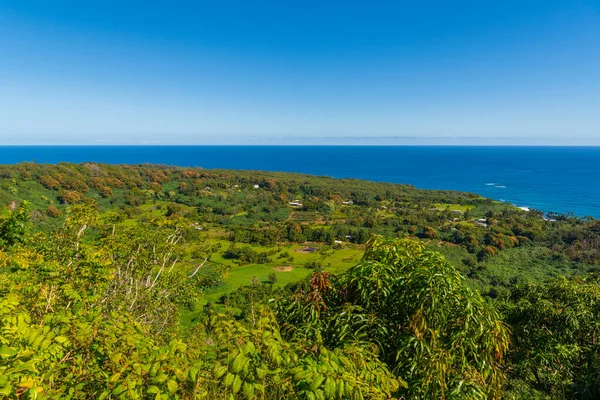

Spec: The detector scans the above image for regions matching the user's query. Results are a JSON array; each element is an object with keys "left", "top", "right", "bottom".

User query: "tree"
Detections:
[
  {"left": 0, "top": 201, "right": 30, "bottom": 249},
  {"left": 275, "top": 236, "right": 510, "bottom": 399},
  {"left": 99, "top": 186, "right": 112, "bottom": 198},
  {"left": 268, "top": 272, "right": 277, "bottom": 285},
  {"left": 502, "top": 276, "right": 600, "bottom": 399},
  {"left": 422, "top": 225, "right": 438, "bottom": 239},
  {"left": 46, "top": 205, "right": 61, "bottom": 218},
  {"left": 58, "top": 190, "right": 82, "bottom": 204}
]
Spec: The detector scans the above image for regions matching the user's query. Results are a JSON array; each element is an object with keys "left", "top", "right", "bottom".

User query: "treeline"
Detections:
[
  {"left": 223, "top": 245, "right": 275, "bottom": 265},
  {"left": 2, "top": 204, "right": 599, "bottom": 399},
  {"left": 2, "top": 163, "right": 600, "bottom": 296}
]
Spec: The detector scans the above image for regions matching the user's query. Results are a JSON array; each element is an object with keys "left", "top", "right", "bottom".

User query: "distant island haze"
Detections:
[{"left": 2, "top": 136, "right": 600, "bottom": 146}]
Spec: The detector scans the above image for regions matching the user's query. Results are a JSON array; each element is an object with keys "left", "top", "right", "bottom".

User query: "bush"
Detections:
[
  {"left": 58, "top": 190, "right": 82, "bottom": 204},
  {"left": 462, "top": 256, "right": 477, "bottom": 268},
  {"left": 46, "top": 205, "right": 61, "bottom": 218},
  {"left": 223, "top": 245, "right": 272, "bottom": 264},
  {"left": 268, "top": 272, "right": 277, "bottom": 285},
  {"left": 304, "top": 260, "right": 322, "bottom": 270},
  {"left": 422, "top": 225, "right": 439, "bottom": 239}
]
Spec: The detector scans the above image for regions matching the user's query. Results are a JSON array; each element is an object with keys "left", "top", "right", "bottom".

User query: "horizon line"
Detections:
[
  {"left": 1, "top": 143, "right": 599, "bottom": 147},
  {"left": 1, "top": 135, "right": 600, "bottom": 146}
]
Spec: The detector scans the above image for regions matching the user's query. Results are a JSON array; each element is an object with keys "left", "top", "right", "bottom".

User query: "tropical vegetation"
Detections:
[{"left": 1, "top": 162, "right": 599, "bottom": 399}]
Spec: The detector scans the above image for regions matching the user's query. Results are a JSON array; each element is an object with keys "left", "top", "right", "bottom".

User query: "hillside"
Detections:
[{"left": 1, "top": 162, "right": 599, "bottom": 399}]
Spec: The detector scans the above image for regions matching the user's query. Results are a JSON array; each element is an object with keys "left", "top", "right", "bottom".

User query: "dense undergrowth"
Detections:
[{"left": 1, "top": 163, "right": 600, "bottom": 398}]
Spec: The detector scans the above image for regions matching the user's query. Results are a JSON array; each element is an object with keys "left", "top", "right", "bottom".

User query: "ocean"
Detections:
[{"left": 0, "top": 146, "right": 598, "bottom": 218}]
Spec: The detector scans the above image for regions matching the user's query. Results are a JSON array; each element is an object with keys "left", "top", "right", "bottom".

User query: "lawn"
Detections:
[
  {"left": 433, "top": 203, "right": 475, "bottom": 213},
  {"left": 179, "top": 243, "right": 364, "bottom": 326},
  {"left": 200, "top": 243, "right": 363, "bottom": 303}
]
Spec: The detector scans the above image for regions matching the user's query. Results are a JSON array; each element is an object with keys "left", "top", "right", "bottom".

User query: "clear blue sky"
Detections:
[{"left": 1, "top": 0, "right": 599, "bottom": 144}]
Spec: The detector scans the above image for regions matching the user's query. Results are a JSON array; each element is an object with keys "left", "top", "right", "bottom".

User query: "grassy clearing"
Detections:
[
  {"left": 178, "top": 243, "right": 365, "bottom": 326},
  {"left": 433, "top": 203, "right": 475, "bottom": 212},
  {"left": 199, "top": 244, "right": 363, "bottom": 304}
]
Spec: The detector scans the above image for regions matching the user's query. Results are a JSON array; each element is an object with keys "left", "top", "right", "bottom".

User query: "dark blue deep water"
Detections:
[{"left": 0, "top": 146, "right": 599, "bottom": 218}]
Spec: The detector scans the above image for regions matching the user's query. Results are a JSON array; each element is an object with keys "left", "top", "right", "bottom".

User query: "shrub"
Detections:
[{"left": 46, "top": 205, "right": 61, "bottom": 218}]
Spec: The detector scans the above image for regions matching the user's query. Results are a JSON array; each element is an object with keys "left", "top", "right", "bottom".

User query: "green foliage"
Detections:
[
  {"left": 209, "top": 308, "right": 402, "bottom": 399},
  {"left": 276, "top": 238, "right": 509, "bottom": 399},
  {"left": 268, "top": 272, "right": 277, "bottom": 285},
  {"left": 502, "top": 276, "right": 600, "bottom": 399},
  {"left": 0, "top": 291, "right": 204, "bottom": 399},
  {"left": 224, "top": 245, "right": 272, "bottom": 264},
  {"left": 275, "top": 236, "right": 510, "bottom": 399},
  {"left": 0, "top": 202, "right": 30, "bottom": 250},
  {"left": 356, "top": 237, "right": 508, "bottom": 399},
  {"left": 304, "top": 260, "right": 323, "bottom": 270},
  {"left": 1, "top": 162, "right": 600, "bottom": 399},
  {"left": 0, "top": 203, "right": 404, "bottom": 399}
]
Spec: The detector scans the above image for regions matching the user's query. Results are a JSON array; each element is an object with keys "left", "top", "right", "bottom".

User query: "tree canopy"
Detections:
[{"left": 0, "top": 163, "right": 599, "bottom": 398}]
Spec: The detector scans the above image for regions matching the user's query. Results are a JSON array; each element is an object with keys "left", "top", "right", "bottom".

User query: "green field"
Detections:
[
  {"left": 433, "top": 203, "right": 475, "bottom": 212},
  {"left": 180, "top": 242, "right": 363, "bottom": 325}
]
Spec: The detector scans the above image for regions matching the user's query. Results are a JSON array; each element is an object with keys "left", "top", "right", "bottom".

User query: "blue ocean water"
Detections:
[{"left": 0, "top": 146, "right": 598, "bottom": 218}]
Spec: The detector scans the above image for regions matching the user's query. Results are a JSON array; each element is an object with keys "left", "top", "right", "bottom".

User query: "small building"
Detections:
[
  {"left": 342, "top": 200, "right": 354, "bottom": 205},
  {"left": 253, "top": 184, "right": 260, "bottom": 189},
  {"left": 288, "top": 202, "right": 303, "bottom": 207},
  {"left": 301, "top": 246, "right": 318, "bottom": 252}
]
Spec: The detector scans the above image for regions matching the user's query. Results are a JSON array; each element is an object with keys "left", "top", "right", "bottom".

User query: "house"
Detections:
[{"left": 475, "top": 218, "right": 488, "bottom": 227}]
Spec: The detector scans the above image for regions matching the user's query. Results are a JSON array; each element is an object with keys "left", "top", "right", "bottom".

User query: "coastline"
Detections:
[{"left": 0, "top": 146, "right": 598, "bottom": 219}]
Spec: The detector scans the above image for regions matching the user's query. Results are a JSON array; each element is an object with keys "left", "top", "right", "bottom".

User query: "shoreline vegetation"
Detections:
[
  {"left": 0, "top": 145, "right": 598, "bottom": 219},
  {"left": 1, "top": 162, "right": 599, "bottom": 398}
]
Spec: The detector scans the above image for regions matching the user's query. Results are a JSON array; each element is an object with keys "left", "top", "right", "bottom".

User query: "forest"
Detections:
[{"left": 1, "top": 162, "right": 599, "bottom": 399}]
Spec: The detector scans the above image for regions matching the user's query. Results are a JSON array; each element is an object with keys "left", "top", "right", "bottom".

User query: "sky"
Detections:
[{"left": 0, "top": 0, "right": 599, "bottom": 145}]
